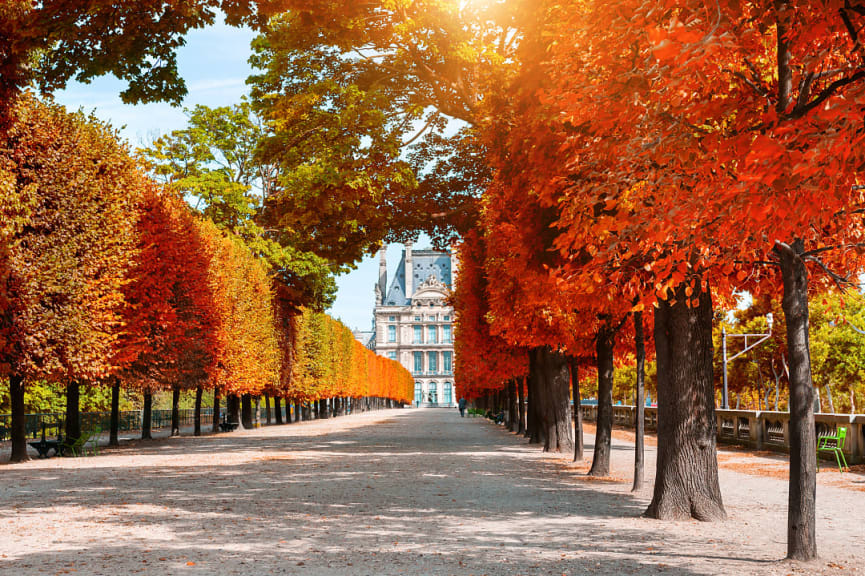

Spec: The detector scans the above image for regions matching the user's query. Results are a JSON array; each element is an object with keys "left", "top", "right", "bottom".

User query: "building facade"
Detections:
[{"left": 372, "top": 243, "right": 456, "bottom": 407}]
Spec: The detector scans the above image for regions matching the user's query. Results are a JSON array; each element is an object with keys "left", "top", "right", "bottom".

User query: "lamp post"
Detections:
[{"left": 721, "top": 313, "right": 774, "bottom": 410}]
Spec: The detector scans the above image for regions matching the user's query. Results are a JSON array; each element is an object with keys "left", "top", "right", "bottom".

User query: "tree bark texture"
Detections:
[
  {"left": 212, "top": 389, "right": 221, "bottom": 433},
  {"left": 274, "top": 397, "right": 283, "bottom": 424},
  {"left": 66, "top": 381, "right": 81, "bottom": 443},
  {"left": 646, "top": 281, "right": 726, "bottom": 521},
  {"left": 526, "top": 364, "right": 540, "bottom": 443},
  {"left": 517, "top": 377, "right": 526, "bottom": 436},
  {"left": 590, "top": 324, "right": 615, "bottom": 476},
  {"left": 508, "top": 379, "right": 517, "bottom": 432},
  {"left": 265, "top": 395, "right": 272, "bottom": 425},
  {"left": 9, "top": 372, "right": 28, "bottom": 462},
  {"left": 171, "top": 386, "right": 181, "bottom": 437},
  {"left": 142, "top": 391, "right": 153, "bottom": 440},
  {"left": 241, "top": 393, "right": 253, "bottom": 429},
  {"left": 227, "top": 394, "right": 240, "bottom": 425},
  {"left": 531, "top": 347, "right": 574, "bottom": 453},
  {"left": 194, "top": 386, "right": 203, "bottom": 437},
  {"left": 633, "top": 311, "right": 646, "bottom": 492},
  {"left": 777, "top": 241, "right": 817, "bottom": 560},
  {"left": 110, "top": 377, "right": 121, "bottom": 447},
  {"left": 568, "top": 356, "right": 584, "bottom": 462}
]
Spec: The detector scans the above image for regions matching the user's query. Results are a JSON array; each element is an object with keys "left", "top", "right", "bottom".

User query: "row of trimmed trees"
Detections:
[
  {"left": 451, "top": 0, "right": 865, "bottom": 562},
  {"left": 0, "top": 96, "right": 412, "bottom": 462}
]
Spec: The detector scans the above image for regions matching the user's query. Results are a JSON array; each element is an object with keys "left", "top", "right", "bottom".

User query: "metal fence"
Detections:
[{"left": 0, "top": 408, "right": 216, "bottom": 441}]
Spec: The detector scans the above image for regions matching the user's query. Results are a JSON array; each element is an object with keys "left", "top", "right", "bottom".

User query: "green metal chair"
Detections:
[
  {"left": 65, "top": 426, "right": 100, "bottom": 457},
  {"left": 817, "top": 427, "right": 849, "bottom": 472}
]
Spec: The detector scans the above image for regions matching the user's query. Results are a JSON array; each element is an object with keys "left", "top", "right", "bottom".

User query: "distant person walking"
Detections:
[{"left": 458, "top": 397, "right": 467, "bottom": 417}]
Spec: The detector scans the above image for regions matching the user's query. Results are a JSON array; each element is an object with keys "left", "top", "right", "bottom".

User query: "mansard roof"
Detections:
[{"left": 383, "top": 247, "right": 452, "bottom": 307}]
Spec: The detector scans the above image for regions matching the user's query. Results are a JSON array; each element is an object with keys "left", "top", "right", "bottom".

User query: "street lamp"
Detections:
[{"left": 721, "top": 313, "right": 774, "bottom": 410}]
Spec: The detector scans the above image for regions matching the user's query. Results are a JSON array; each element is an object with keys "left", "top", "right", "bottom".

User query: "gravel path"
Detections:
[{"left": 0, "top": 409, "right": 862, "bottom": 576}]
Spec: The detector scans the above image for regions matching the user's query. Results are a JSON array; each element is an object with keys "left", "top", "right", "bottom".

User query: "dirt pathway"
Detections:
[{"left": 0, "top": 409, "right": 862, "bottom": 575}]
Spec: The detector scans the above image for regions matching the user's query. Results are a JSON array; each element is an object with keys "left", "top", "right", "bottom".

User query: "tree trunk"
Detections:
[
  {"left": 274, "top": 396, "right": 283, "bottom": 424},
  {"left": 633, "top": 311, "right": 646, "bottom": 492},
  {"left": 142, "top": 391, "right": 153, "bottom": 440},
  {"left": 776, "top": 240, "right": 817, "bottom": 560},
  {"left": 825, "top": 382, "right": 835, "bottom": 414},
  {"left": 590, "top": 324, "right": 615, "bottom": 476},
  {"left": 227, "top": 394, "right": 240, "bottom": 425},
  {"left": 170, "top": 385, "right": 181, "bottom": 437},
  {"left": 241, "top": 394, "right": 253, "bottom": 429},
  {"left": 319, "top": 398, "right": 329, "bottom": 419},
  {"left": 517, "top": 376, "right": 526, "bottom": 436},
  {"left": 66, "top": 381, "right": 81, "bottom": 443},
  {"left": 194, "top": 386, "right": 203, "bottom": 437},
  {"left": 253, "top": 396, "right": 261, "bottom": 428},
  {"left": 9, "top": 372, "right": 28, "bottom": 462},
  {"left": 212, "top": 389, "right": 221, "bottom": 433},
  {"left": 532, "top": 347, "right": 574, "bottom": 453},
  {"left": 265, "top": 395, "right": 272, "bottom": 425},
  {"left": 526, "top": 364, "right": 540, "bottom": 443},
  {"left": 568, "top": 356, "right": 584, "bottom": 462},
  {"left": 646, "top": 281, "right": 725, "bottom": 521},
  {"left": 507, "top": 379, "right": 517, "bottom": 432},
  {"left": 109, "top": 377, "right": 121, "bottom": 447}
]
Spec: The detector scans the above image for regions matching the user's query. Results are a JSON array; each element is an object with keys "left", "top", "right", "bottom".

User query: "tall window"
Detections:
[
  {"left": 428, "top": 351, "right": 438, "bottom": 373},
  {"left": 428, "top": 382, "right": 438, "bottom": 403},
  {"left": 443, "top": 325, "right": 452, "bottom": 343},
  {"left": 415, "top": 382, "right": 423, "bottom": 403},
  {"left": 414, "top": 352, "right": 423, "bottom": 374},
  {"left": 443, "top": 351, "right": 452, "bottom": 373},
  {"left": 413, "top": 325, "right": 423, "bottom": 343},
  {"left": 387, "top": 351, "right": 397, "bottom": 361},
  {"left": 387, "top": 325, "right": 396, "bottom": 342},
  {"left": 428, "top": 325, "right": 437, "bottom": 343},
  {"left": 443, "top": 382, "right": 453, "bottom": 404}
]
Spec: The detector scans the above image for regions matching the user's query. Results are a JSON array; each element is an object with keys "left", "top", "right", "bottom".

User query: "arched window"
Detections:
[
  {"left": 428, "top": 382, "right": 438, "bottom": 404},
  {"left": 443, "top": 382, "right": 453, "bottom": 404},
  {"left": 414, "top": 381, "right": 423, "bottom": 404}
]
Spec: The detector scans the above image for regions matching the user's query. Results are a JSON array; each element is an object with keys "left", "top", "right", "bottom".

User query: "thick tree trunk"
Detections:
[
  {"left": 194, "top": 386, "right": 203, "bottom": 437},
  {"left": 265, "top": 395, "right": 272, "bottom": 425},
  {"left": 274, "top": 397, "right": 283, "bottom": 424},
  {"left": 171, "top": 386, "right": 181, "bottom": 437},
  {"left": 532, "top": 347, "right": 574, "bottom": 453},
  {"left": 66, "top": 381, "right": 81, "bottom": 443},
  {"left": 9, "top": 372, "right": 28, "bottom": 462},
  {"left": 110, "top": 377, "right": 121, "bottom": 447},
  {"left": 568, "top": 356, "right": 584, "bottom": 462},
  {"left": 776, "top": 241, "right": 817, "bottom": 560},
  {"left": 142, "top": 391, "right": 153, "bottom": 440},
  {"left": 590, "top": 324, "right": 615, "bottom": 476},
  {"left": 319, "top": 398, "right": 329, "bottom": 419},
  {"left": 227, "top": 394, "right": 240, "bottom": 425},
  {"left": 240, "top": 394, "right": 253, "bottom": 429},
  {"left": 646, "top": 281, "right": 725, "bottom": 521},
  {"left": 212, "top": 389, "right": 221, "bottom": 433},
  {"left": 517, "top": 377, "right": 526, "bottom": 436},
  {"left": 633, "top": 311, "right": 646, "bottom": 492},
  {"left": 254, "top": 396, "right": 261, "bottom": 428}
]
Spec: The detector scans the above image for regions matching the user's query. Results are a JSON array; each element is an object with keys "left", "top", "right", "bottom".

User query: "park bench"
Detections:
[
  {"left": 817, "top": 427, "right": 849, "bottom": 472},
  {"left": 27, "top": 422, "right": 64, "bottom": 458},
  {"left": 219, "top": 421, "right": 239, "bottom": 433}
]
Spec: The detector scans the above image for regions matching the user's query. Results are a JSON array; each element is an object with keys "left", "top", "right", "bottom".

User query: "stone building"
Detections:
[{"left": 372, "top": 243, "right": 456, "bottom": 407}]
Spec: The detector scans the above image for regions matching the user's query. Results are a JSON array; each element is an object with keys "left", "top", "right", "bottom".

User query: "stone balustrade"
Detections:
[{"left": 579, "top": 403, "right": 865, "bottom": 465}]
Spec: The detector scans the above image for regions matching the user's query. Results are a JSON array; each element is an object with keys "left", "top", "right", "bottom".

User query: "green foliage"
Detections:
[
  {"left": 245, "top": 1, "right": 519, "bottom": 264},
  {"left": 140, "top": 101, "right": 337, "bottom": 311}
]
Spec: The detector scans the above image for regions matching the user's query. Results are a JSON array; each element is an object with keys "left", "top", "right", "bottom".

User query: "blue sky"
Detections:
[{"left": 54, "top": 19, "right": 413, "bottom": 332}]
